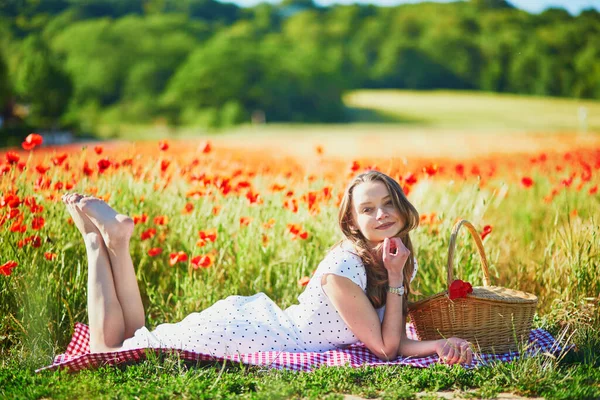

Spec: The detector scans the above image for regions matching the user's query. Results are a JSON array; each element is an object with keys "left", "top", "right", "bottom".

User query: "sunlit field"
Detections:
[{"left": 1, "top": 124, "right": 599, "bottom": 398}]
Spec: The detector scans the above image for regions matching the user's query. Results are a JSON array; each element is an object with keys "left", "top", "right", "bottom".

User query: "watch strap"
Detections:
[{"left": 388, "top": 285, "right": 405, "bottom": 296}]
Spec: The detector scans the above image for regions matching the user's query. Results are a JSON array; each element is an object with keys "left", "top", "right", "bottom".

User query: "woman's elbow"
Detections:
[{"left": 373, "top": 346, "right": 399, "bottom": 361}]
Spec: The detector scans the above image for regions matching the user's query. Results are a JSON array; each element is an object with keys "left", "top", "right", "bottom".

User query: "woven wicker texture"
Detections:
[{"left": 408, "top": 220, "right": 538, "bottom": 353}]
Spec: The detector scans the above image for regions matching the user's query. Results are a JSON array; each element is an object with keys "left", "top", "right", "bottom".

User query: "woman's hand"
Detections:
[
  {"left": 435, "top": 337, "right": 474, "bottom": 365},
  {"left": 382, "top": 237, "right": 410, "bottom": 284}
]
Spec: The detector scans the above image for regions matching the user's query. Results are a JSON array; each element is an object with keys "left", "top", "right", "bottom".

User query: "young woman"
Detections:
[{"left": 62, "top": 170, "right": 473, "bottom": 365}]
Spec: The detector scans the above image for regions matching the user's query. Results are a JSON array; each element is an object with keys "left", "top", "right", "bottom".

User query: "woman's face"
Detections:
[{"left": 351, "top": 180, "right": 405, "bottom": 246}]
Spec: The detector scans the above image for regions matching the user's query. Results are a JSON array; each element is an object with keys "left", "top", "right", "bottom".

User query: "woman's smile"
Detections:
[{"left": 375, "top": 221, "right": 395, "bottom": 230}]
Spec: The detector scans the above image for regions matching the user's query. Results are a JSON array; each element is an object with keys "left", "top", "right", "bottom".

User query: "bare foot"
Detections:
[
  {"left": 62, "top": 193, "right": 103, "bottom": 248},
  {"left": 76, "top": 196, "right": 134, "bottom": 249}
]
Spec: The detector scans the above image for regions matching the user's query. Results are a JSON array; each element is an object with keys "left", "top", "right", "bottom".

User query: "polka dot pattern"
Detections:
[
  {"left": 285, "top": 240, "right": 368, "bottom": 351},
  {"left": 120, "top": 241, "right": 373, "bottom": 356}
]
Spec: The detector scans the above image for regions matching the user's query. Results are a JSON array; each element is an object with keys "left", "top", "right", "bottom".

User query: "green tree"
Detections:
[
  {"left": 573, "top": 43, "right": 600, "bottom": 99},
  {"left": 0, "top": 51, "right": 10, "bottom": 107},
  {"left": 14, "top": 35, "right": 72, "bottom": 127},
  {"left": 51, "top": 14, "right": 201, "bottom": 121}
]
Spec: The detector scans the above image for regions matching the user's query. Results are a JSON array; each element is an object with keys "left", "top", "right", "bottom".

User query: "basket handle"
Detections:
[{"left": 447, "top": 219, "right": 491, "bottom": 288}]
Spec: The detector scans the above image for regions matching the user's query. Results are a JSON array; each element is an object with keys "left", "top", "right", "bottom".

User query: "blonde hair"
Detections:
[{"left": 337, "top": 170, "right": 419, "bottom": 310}]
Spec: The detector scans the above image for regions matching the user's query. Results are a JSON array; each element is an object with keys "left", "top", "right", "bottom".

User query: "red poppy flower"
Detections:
[
  {"left": 191, "top": 254, "right": 213, "bottom": 269},
  {"left": 423, "top": 164, "right": 438, "bottom": 177},
  {"left": 287, "top": 223, "right": 302, "bottom": 236},
  {"left": 51, "top": 153, "right": 68, "bottom": 166},
  {"left": 239, "top": 216, "right": 253, "bottom": 226},
  {"left": 5, "top": 152, "right": 20, "bottom": 164},
  {"left": 82, "top": 162, "right": 94, "bottom": 176},
  {"left": 182, "top": 202, "right": 194, "bottom": 214},
  {"left": 198, "top": 229, "right": 217, "bottom": 242},
  {"left": 169, "top": 251, "right": 188, "bottom": 266},
  {"left": 350, "top": 160, "right": 360, "bottom": 172},
  {"left": 404, "top": 173, "right": 418, "bottom": 185},
  {"left": 590, "top": 185, "right": 598, "bottom": 195},
  {"left": 44, "top": 252, "right": 57, "bottom": 261},
  {"left": 148, "top": 247, "right": 163, "bottom": 257},
  {"left": 8, "top": 209, "right": 20, "bottom": 219},
  {"left": 246, "top": 190, "right": 261, "bottom": 204},
  {"left": 481, "top": 225, "right": 492, "bottom": 241},
  {"left": 31, "top": 217, "right": 45, "bottom": 230},
  {"left": 29, "top": 236, "right": 42, "bottom": 248},
  {"left": 270, "top": 183, "right": 286, "bottom": 192},
  {"left": 287, "top": 223, "right": 309, "bottom": 240},
  {"left": 133, "top": 214, "right": 148, "bottom": 224},
  {"left": 0, "top": 260, "right": 18, "bottom": 276},
  {"left": 283, "top": 198, "right": 298, "bottom": 213},
  {"left": 35, "top": 164, "right": 50, "bottom": 174},
  {"left": 2, "top": 194, "right": 21, "bottom": 208},
  {"left": 10, "top": 218, "right": 26, "bottom": 233},
  {"left": 140, "top": 228, "right": 157, "bottom": 241},
  {"left": 30, "top": 204, "right": 44, "bottom": 214},
  {"left": 94, "top": 146, "right": 103, "bottom": 155},
  {"left": 521, "top": 177, "right": 534, "bottom": 188},
  {"left": 160, "top": 160, "right": 170, "bottom": 172},
  {"left": 153, "top": 215, "right": 168, "bottom": 225},
  {"left": 200, "top": 141, "right": 212, "bottom": 154},
  {"left": 158, "top": 141, "right": 169, "bottom": 151},
  {"left": 97, "top": 159, "right": 111, "bottom": 173},
  {"left": 448, "top": 279, "right": 473, "bottom": 300},
  {"left": 22, "top": 133, "right": 43, "bottom": 150}
]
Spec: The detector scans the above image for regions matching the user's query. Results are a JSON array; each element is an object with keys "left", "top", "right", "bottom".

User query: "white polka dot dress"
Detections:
[
  {"left": 120, "top": 241, "right": 378, "bottom": 356},
  {"left": 285, "top": 240, "right": 371, "bottom": 351}
]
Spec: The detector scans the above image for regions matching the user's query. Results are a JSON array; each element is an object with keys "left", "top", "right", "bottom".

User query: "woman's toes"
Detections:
[
  {"left": 67, "top": 193, "right": 78, "bottom": 204},
  {"left": 71, "top": 193, "right": 84, "bottom": 204}
]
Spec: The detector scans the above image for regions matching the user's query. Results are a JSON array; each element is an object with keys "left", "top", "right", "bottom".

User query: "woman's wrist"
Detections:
[{"left": 388, "top": 274, "right": 404, "bottom": 287}]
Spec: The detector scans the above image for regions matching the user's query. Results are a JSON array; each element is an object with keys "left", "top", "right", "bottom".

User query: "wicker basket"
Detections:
[{"left": 407, "top": 219, "right": 538, "bottom": 353}]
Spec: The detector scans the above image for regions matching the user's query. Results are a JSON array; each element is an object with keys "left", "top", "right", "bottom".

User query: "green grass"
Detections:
[
  {"left": 2, "top": 350, "right": 600, "bottom": 399},
  {"left": 344, "top": 90, "right": 600, "bottom": 133}
]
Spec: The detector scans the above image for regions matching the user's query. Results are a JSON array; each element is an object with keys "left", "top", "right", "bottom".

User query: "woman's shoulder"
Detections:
[
  {"left": 327, "top": 239, "right": 362, "bottom": 261},
  {"left": 317, "top": 240, "right": 366, "bottom": 285}
]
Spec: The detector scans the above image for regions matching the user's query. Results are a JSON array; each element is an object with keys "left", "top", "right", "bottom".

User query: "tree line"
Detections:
[{"left": 0, "top": 0, "right": 598, "bottom": 137}]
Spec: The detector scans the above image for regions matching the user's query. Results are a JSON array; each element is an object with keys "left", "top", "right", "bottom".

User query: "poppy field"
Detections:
[{"left": 1, "top": 129, "right": 599, "bottom": 399}]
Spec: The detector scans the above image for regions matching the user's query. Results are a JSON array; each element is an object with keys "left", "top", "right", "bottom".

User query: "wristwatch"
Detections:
[{"left": 388, "top": 285, "right": 405, "bottom": 296}]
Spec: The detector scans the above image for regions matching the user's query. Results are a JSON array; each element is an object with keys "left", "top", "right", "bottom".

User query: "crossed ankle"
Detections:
[{"left": 84, "top": 232, "right": 104, "bottom": 250}]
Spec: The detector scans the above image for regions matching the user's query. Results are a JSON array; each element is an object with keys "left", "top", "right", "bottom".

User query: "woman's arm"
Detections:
[
  {"left": 322, "top": 273, "right": 403, "bottom": 361},
  {"left": 399, "top": 320, "right": 474, "bottom": 364},
  {"left": 322, "top": 276, "right": 473, "bottom": 364},
  {"left": 398, "top": 320, "right": 440, "bottom": 357},
  {"left": 321, "top": 236, "right": 410, "bottom": 360}
]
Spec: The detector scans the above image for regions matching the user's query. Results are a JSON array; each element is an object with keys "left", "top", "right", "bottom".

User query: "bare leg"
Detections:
[
  {"left": 63, "top": 193, "right": 125, "bottom": 352},
  {"left": 76, "top": 196, "right": 145, "bottom": 339}
]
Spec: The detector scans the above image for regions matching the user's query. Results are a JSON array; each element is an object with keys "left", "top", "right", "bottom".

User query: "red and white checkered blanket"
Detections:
[{"left": 36, "top": 322, "right": 564, "bottom": 373}]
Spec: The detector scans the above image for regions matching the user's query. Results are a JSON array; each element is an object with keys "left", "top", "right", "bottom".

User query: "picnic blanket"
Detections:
[{"left": 36, "top": 322, "right": 565, "bottom": 373}]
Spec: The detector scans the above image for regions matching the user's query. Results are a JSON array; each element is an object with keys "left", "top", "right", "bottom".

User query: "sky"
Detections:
[{"left": 221, "top": 0, "right": 600, "bottom": 15}]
